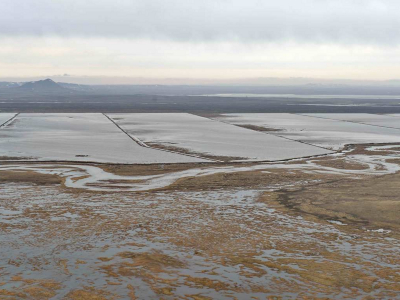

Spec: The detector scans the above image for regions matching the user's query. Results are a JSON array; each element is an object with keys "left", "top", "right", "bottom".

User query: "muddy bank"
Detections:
[{"left": 274, "top": 171, "right": 400, "bottom": 231}]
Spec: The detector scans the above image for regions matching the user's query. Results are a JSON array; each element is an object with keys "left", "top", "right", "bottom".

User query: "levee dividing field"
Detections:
[
  {"left": 1, "top": 113, "right": 400, "bottom": 299},
  {"left": 299, "top": 113, "right": 400, "bottom": 129},
  {"left": 0, "top": 113, "right": 18, "bottom": 128}
]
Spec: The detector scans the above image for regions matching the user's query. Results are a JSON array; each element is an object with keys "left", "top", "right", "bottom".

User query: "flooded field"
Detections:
[
  {"left": 108, "top": 113, "right": 329, "bottom": 162},
  {"left": 1, "top": 143, "right": 400, "bottom": 299},
  {"left": 2, "top": 112, "right": 400, "bottom": 163},
  {"left": 300, "top": 113, "right": 400, "bottom": 129},
  {"left": 0, "top": 114, "right": 17, "bottom": 127},
  {"left": 215, "top": 113, "right": 400, "bottom": 150},
  {"left": 0, "top": 113, "right": 206, "bottom": 164},
  {"left": 193, "top": 94, "right": 400, "bottom": 100}
]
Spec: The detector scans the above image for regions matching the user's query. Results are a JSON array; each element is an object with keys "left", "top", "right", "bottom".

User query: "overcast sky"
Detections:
[{"left": 1, "top": 0, "right": 400, "bottom": 83}]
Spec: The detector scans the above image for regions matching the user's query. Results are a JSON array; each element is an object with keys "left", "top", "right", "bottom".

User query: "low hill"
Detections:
[{"left": 19, "top": 79, "right": 69, "bottom": 93}]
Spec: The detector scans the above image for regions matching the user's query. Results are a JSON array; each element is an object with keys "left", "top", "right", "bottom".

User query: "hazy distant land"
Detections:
[{"left": 1, "top": 79, "right": 400, "bottom": 113}]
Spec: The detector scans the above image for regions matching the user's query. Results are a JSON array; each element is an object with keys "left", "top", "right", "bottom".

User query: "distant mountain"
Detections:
[
  {"left": 19, "top": 79, "right": 67, "bottom": 91},
  {"left": 57, "top": 82, "right": 95, "bottom": 92},
  {"left": 2, "top": 78, "right": 81, "bottom": 96}
]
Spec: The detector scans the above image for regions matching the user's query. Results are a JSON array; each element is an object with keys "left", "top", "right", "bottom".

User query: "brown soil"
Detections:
[
  {"left": 100, "top": 162, "right": 214, "bottom": 176},
  {"left": 0, "top": 156, "right": 35, "bottom": 161},
  {"left": 1, "top": 143, "right": 400, "bottom": 298},
  {"left": 346, "top": 143, "right": 400, "bottom": 155},
  {"left": 147, "top": 142, "right": 247, "bottom": 162},
  {"left": 0, "top": 170, "right": 62, "bottom": 185},
  {"left": 274, "top": 172, "right": 400, "bottom": 230},
  {"left": 164, "top": 168, "right": 335, "bottom": 192},
  {"left": 234, "top": 124, "right": 283, "bottom": 132},
  {"left": 65, "top": 288, "right": 114, "bottom": 300},
  {"left": 313, "top": 157, "right": 370, "bottom": 170}
]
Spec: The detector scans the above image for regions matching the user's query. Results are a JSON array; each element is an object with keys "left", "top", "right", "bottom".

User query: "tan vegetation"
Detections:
[{"left": 0, "top": 143, "right": 400, "bottom": 298}]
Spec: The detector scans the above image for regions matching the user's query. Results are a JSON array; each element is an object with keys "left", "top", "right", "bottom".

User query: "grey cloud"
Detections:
[{"left": 1, "top": 0, "right": 400, "bottom": 44}]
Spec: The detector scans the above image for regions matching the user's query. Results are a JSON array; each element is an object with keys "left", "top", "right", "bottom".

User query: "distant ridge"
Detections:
[
  {"left": 0, "top": 82, "right": 20, "bottom": 89},
  {"left": 19, "top": 79, "right": 67, "bottom": 92}
]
